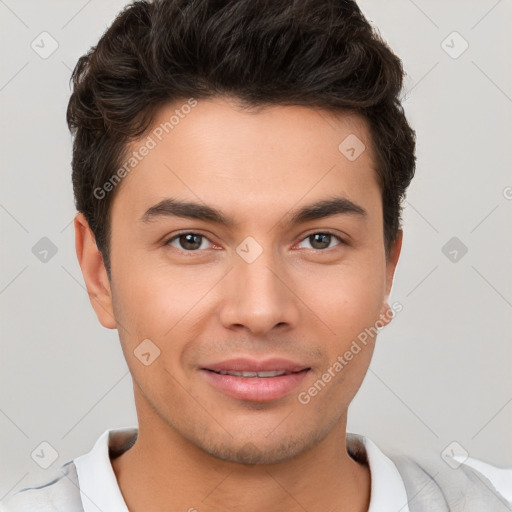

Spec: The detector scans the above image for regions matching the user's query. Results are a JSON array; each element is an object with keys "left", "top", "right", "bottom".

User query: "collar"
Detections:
[
  {"left": 347, "top": 432, "right": 410, "bottom": 512},
  {"left": 74, "top": 427, "right": 410, "bottom": 512}
]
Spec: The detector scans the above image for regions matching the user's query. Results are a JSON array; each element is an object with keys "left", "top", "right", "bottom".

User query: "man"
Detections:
[{"left": 1, "top": 0, "right": 510, "bottom": 511}]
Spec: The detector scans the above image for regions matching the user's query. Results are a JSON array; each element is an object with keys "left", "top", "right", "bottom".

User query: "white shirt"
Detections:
[
  {"left": 73, "top": 426, "right": 411, "bottom": 512},
  {"left": 2, "top": 426, "right": 510, "bottom": 511}
]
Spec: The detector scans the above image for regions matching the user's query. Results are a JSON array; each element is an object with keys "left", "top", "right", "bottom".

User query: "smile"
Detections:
[{"left": 208, "top": 370, "right": 296, "bottom": 378}]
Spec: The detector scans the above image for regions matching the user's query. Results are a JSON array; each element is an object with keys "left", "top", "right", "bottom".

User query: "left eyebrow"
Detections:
[
  {"left": 139, "top": 196, "right": 367, "bottom": 227},
  {"left": 287, "top": 196, "right": 367, "bottom": 224}
]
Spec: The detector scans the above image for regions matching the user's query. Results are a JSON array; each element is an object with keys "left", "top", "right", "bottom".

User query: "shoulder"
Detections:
[
  {"left": 387, "top": 451, "right": 512, "bottom": 512},
  {"left": 0, "top": 461, "right": 83, "bottom": 512}
]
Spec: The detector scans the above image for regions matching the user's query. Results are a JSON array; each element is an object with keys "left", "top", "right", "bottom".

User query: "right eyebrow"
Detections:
[{"left": 140, "top": 198, "right": 235, "bottom": 226}]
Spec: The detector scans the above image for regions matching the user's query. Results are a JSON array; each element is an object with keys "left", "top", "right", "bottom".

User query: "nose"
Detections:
[{"left": 219, "top": 248, "right": 301, "bottom": 336}]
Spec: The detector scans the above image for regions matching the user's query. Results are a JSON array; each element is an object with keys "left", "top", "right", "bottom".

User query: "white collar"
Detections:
[
  {"left": 74, "top": 427, "right": 410, "bottom": 512},
  {"left": 347, "top": 432, "right": 410, "bottom": 512},
  {"left": 74, "top": 426, "right": 135, "bottom": 512}
]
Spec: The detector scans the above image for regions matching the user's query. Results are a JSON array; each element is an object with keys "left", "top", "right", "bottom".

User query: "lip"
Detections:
[{"left": 200, "top": 357, "right": 311, "bottom": 402}]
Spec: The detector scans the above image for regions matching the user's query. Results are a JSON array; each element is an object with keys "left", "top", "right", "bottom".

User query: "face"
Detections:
[{"left": 76, "top": 96, "right": 401, "bottom": 465}]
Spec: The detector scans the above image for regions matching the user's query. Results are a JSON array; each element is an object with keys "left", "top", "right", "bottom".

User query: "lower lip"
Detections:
[{"left": 200, "top": 369, "right": 310, "bottom": 402}]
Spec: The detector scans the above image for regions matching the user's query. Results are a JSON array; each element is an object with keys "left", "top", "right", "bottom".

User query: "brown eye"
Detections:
[
  {"left": 297, "top": 232, "right": 344, "bottom": 251},
  {"left": 166, "top": 232, "right": 211, "bottom": 251}
]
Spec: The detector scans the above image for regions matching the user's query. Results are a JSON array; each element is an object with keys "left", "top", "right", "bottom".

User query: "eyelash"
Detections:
[{"left": 164, "top": 231, "right": 346, "bottom": 253}]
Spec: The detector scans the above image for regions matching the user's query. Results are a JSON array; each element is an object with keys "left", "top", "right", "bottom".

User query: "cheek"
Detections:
[
  {"left": 111, "top": 255, "right": 218, "bottom": 352},
  {"left": 296, "top": 256, "right": 387, "bottom": 339},
  {"left": 296, "top": 263, "right": 384, "bottom": 407},
  {"left": 113, "top": 275, "right": 179, "bottom": 342}
]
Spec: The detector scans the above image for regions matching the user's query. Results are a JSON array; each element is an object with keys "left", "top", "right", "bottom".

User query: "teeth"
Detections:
[
  {"left": 217, "top": 370, "right": 290, "bottom": 378},
  {"left": 256, "top": 371, "right": 287, "bottom": 378}
]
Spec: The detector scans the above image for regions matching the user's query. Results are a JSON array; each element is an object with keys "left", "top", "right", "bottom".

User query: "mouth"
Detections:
[
  {"left": 199, "top": 358, "right": 311, "bottom": 401},
  {"left": 205, "top": 369, "right": 307, "bottom": 378}
]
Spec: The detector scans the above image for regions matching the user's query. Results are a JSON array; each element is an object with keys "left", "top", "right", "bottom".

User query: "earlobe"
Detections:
[{"left": 74, "top": 213, "right": 117, "bottom": 329}]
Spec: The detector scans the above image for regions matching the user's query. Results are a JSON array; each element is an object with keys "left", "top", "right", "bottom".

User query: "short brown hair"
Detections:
[{"left": 67, "top": 0, "right": 416, "bottom": 277}]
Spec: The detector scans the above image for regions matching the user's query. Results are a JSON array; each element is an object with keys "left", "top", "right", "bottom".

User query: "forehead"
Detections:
[{"left": 110, "top": 97, "right": 381, "bottom": 226}]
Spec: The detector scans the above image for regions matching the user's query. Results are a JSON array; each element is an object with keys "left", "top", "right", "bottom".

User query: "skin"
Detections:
[{"left": 75, "top": 96, "right": 402, "bottom": 512}]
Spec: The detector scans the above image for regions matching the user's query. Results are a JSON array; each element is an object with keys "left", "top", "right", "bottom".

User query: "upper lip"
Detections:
[{"left": 202, "top": 357, "right": 310, "bottom": 373}]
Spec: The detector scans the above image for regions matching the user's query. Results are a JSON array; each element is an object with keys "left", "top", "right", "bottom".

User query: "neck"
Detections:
[{"left": 112, "top": 400, "right": 370, "bottom": 512}]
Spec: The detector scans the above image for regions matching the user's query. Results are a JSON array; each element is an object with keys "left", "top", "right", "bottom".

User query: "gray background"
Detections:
[{"left": 1, "top": 0, "right": 511, "bottom": 497}]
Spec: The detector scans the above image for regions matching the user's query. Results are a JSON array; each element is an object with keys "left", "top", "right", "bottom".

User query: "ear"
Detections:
[
  {"left": 377, "top": 229, "right": 403, "bottom": 328},
  {"left": 74, "top": 213, "right": 117, "bottom": 329}
]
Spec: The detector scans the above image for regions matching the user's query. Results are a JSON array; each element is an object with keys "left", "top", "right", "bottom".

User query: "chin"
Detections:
[{"left": 195, "top": 429, "right": 326, "bottom": 466}]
